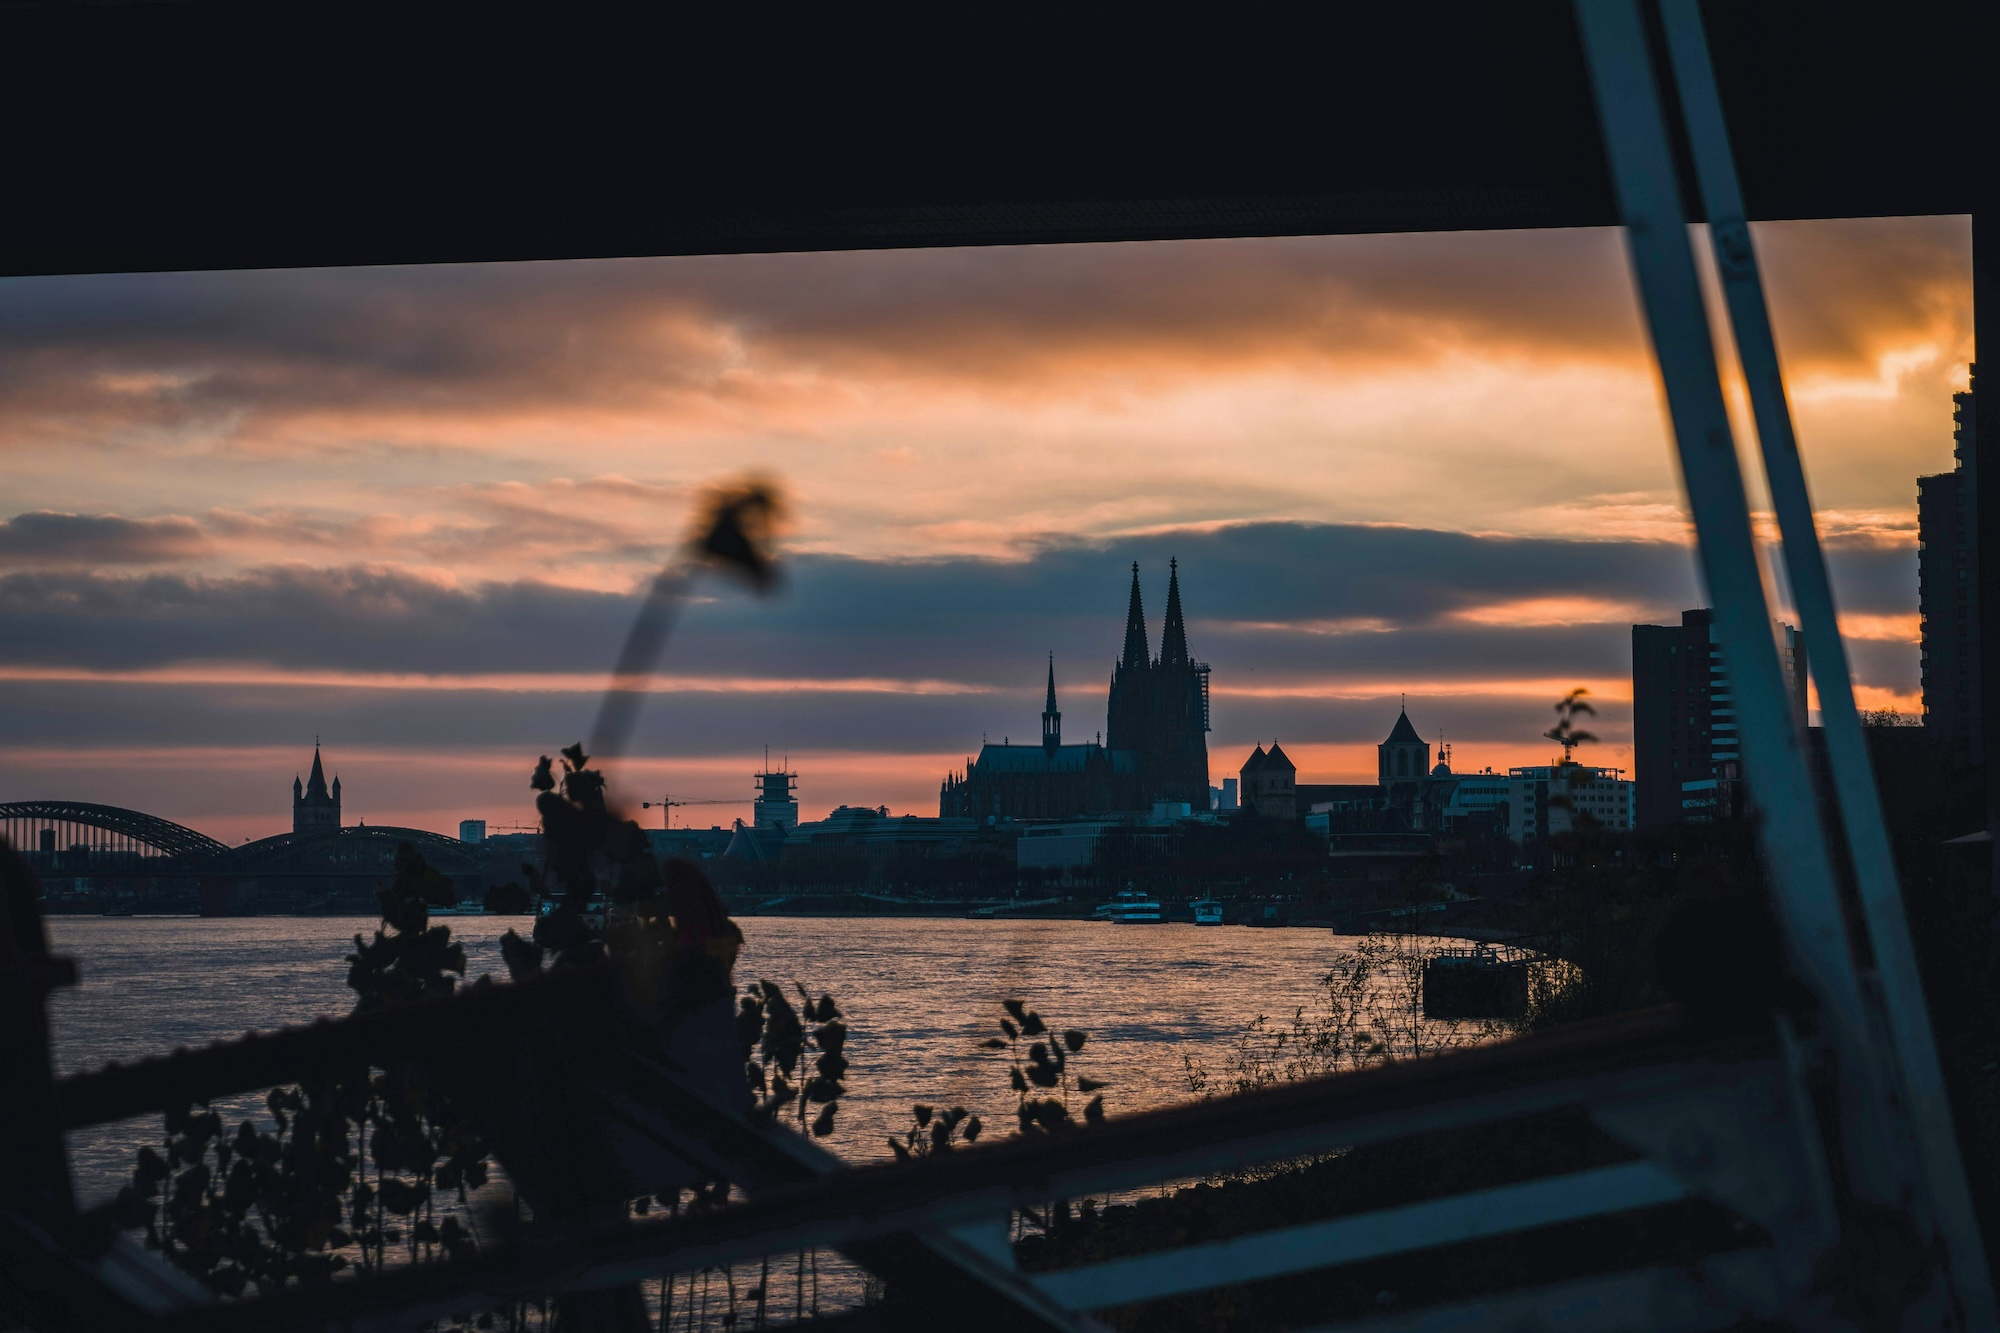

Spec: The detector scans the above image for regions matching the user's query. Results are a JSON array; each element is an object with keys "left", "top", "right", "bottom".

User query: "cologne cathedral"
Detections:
[{"left": 940, "top": 561, "right": 1211, "bottom": 819}]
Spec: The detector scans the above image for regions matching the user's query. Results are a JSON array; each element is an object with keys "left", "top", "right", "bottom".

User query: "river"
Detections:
[{"left": 45, "top": 914, "right": 1406, "bottom": 1207}]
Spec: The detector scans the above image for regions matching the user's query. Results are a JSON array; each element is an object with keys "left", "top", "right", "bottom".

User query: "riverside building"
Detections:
[{"left": 1507, "top": 764, "right": 1636, "bottom": 843}]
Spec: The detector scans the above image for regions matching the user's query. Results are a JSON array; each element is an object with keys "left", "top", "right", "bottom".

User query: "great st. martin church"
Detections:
[{"left": 939, "top": 561, "right": 1211, "bottom": 820}]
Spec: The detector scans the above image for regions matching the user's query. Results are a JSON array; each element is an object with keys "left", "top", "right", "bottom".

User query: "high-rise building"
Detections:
[
  {"left": 291, "top": 744, "right": 341, "bottom": 835},
  {"left": 1631, "top": 610, "right": 1805, "bottom": 827},
  {"left": 1919, "top": 364, "right": 1979, "bottom": 759}
]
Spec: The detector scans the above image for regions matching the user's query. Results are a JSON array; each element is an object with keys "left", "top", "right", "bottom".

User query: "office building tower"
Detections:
[
  {"left": 1919, "top": 364, "right": 1979, "bottom": 759},
  {"left": 1632, "top": 610, "right": 1804, "bottom": 827}
]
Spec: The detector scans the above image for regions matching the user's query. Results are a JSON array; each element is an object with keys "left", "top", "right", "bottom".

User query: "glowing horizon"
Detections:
[{"left": 0, "top": 217, "right": 1968, "bottom": 833}]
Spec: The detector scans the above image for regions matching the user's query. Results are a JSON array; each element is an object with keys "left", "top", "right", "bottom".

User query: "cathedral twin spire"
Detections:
[
  {"left": 1042, "top": 652, "right": 1061, "bottom": 751},
  {"left": 944, "top": 560, "right": 1209, "bottom": 816},
  {"left": 1159, "top": 557, "right": 1190, "bottom": 668},
  {"left": 1119, "top": 558, "right": 1191, "bottom": 672},
  {"left": 1121, "top": 562, "right": 1150, "bottom": 670}
]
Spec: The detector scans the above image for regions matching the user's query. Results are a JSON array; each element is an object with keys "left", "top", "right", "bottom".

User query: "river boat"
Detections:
[
  {"left": 1192, "top": 898, "right": 1225, "bottom": 926},
  {"left": 537, "top": 893, "right": 609, "bottom": 931},
  {"left": 1095, "top": 889, "right": 1164, "bottom": 923},
  {"left": 1422, "top": 944, "right": 1530, "bottom": 1020}
]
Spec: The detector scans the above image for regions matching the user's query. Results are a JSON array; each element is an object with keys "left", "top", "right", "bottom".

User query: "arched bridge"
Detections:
[
  {"left": 227, "top": 826, "right": 488, "bottom": 877},
  {"left": 0, "top": 801, "right": 229, "bottom": 864}
]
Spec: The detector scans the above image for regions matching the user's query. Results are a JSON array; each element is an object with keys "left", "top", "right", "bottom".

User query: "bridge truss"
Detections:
[{"left": 0, "top": 801, "right": 228, "bottom": 866}]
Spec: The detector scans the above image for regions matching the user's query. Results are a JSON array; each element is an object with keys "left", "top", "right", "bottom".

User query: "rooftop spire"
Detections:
[
  {"left": 305, "top": 743, "right": 330, "bottom": 799},
  {"left": 1120, "top": 561, "right": 1150, "bottom": 670},
  {"left": 1042, "top": 652, "right": 1062, "bottom": 751},
  {"left": 1159, "top": 556, "right": 1190, "bottom": 666}
]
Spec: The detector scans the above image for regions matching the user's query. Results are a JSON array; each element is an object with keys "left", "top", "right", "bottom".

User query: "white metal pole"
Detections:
[
  {"left": 1657, "top": 0, "right": 1996, "bottom": 1315},
  {"left": 1571, "top": 0, "right": 1869, "bottom": 1052}
]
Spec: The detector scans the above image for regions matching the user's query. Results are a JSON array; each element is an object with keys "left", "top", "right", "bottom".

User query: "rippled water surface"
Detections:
[{"left": 47, "top": 915, "right": 1373, "bottom": 1204}]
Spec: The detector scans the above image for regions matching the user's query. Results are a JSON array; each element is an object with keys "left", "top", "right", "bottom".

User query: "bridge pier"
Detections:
[{"left": 197, "top": 878, "right": 257, "bottom": 918}]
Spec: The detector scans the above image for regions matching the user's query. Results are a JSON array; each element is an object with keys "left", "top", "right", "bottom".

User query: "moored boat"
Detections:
[
  {"left": 1192, "top": 898, "right": 1224, "bottom": 925},
  {"left": 1096, "top": 889, "right": 1164, "bottom": 923}
]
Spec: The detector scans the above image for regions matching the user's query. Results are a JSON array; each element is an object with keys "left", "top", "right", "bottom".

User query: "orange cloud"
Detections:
[
  {"left": 1448, "top": 597, "right": 1654, "bottom": 629},
  {"left": 0, "top": 217, "right": 1965, "bottom": 572},
  {"left": 1212, "top": 677, "right": 1632, "bottom": 703},
  {"left": 1838, "top": 612, "right": 1920, "bottom": 644}
]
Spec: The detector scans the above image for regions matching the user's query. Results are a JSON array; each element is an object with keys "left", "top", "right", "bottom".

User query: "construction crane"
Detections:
[{"left": 640, "top": 795, "right": 735, "bottom": 829}]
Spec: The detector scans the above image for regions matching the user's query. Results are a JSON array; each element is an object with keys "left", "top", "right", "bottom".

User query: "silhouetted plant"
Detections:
[
  {"left": 115, "top": 844, "right": 491, "bottom": 1298},
  {"left": 1543, "top": 687, "right": 1598, "bottom": 763},
  {"left": 739, "top": 981, "right": 847, "bottom": 1139},
  {"left": 1182, "top": 935, "right": 1501, "bottom": 1101},
  {"left": 974, "top": 998, "right": 1106, "bottom": 1136},
  {"left": 731, "top": 982, "right": 849, "bottom": 1323},
  {"left": 482, "top": 880, "right": 533, "bottom": 915},
  {"left": 889, "top": 1103, "right": 983, "bottom": 1162},
  {"left": 1859, "top": 707, "right": 1922, "bottom": 727},
  {"left": 505, "top": 742, "right": 664, "bottom": 979},
  {"left": 964, "top": 999, "right": 1108, "bottom": 1250}
]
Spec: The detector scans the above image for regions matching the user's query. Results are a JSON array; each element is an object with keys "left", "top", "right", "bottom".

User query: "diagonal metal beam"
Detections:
[
  {"left": 1572, "top": 0, "right": 1870, "bottom": 1079},
  {"left": 1026, "top": 1161, "right": 1687, "bottom": 1311},
  {"left": 1573, "top": 1, "right": 1975, "bottom": 1324},
  {"left": 1653, "top": 3, "right": 1997, "bottom": 1321}
]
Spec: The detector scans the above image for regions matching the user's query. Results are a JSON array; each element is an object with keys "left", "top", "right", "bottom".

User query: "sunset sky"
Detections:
[{"left": 0, "top": 216, "right": 1971, "bottom": 842}]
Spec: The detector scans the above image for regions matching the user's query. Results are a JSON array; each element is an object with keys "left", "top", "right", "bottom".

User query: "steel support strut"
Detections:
[
  {"left": 1654, "top": 0, "right": 1997, "bottom": 1320},
  {"left": 1574, "top": 0, "right": 1995, "bottom": 1325}
]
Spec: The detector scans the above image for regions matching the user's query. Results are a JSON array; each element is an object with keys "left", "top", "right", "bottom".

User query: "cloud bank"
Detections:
[{"left": 0, "top": 219, "right": 1961, "bottom": 833}]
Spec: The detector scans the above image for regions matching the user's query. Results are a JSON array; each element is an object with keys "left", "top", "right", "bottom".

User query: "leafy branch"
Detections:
[{"left": 1544, "top": 687, "right": 1598, "bottom": 764}]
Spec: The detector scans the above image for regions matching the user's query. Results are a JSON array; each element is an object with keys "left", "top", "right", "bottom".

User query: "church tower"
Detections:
[
  {"left": 1377, "top": 707, "right": 1432, "bottom": 784},
  {"left": 1105, "top": 559, "right": 1211, "bottom": 808},
  {"left": 1042, "top": 653, "right": 1062, "bottom": 753},
  {"left": 293, "top": 743, "right": 342, "bottom": 835}
]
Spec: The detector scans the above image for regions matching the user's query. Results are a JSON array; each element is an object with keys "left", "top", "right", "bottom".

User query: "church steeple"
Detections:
[
  {"left": 1120, "top": 562, "right": 1150, "bottom": 671},
  {"left": 1160, "top": 557, "right": 1190, "bottom": 667},
  {"left": 294, "top": 741, "right": 342, "bottom": 835},
  {"left": 1377, "top": 706, "right": 1432, "bottom": 784},
  {"left": 1042, "top": 653, "right": 1062, "bottom": 752}
]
